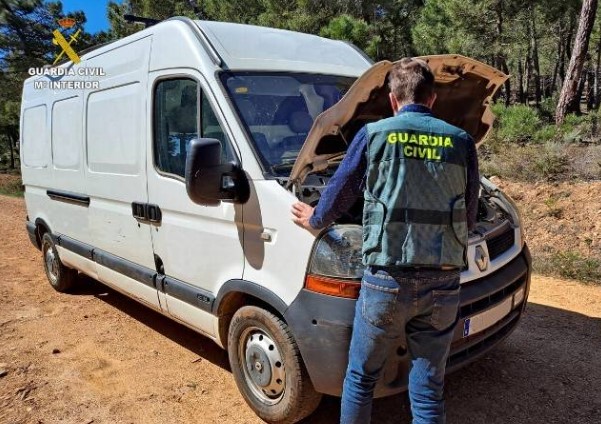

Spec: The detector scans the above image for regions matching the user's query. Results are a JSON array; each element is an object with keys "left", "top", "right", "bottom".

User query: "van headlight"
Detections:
[
  {"left": 482, "top": 177, "right": 525, "bottom": 248},
  {"left": 305, "top": 225, "right": 363, "bottom": 299},
  {"left": 499, "top": 191, "right": 526, "bottom": 248},
  {"left": 308, "top": 225, "right": 364, "bottom": 279}
]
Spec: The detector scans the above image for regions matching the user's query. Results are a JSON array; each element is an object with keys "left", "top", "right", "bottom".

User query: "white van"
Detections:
[{"left": 22, "top": 17, "right": 531, "bottom": 423}]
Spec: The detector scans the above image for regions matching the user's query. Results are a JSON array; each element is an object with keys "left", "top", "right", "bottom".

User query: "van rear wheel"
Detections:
[
  {"left": 228, "top": 305, "right": 322, "bottom": 424},
  {"left": 41, "top": 233, "right": 77, "bottom": 292}
]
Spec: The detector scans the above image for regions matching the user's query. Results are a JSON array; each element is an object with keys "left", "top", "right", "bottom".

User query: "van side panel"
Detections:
[
  {"left": 49, "top": 91, "right": 90, "bottom": 256},
  {"left": 21, "top": 103, "right": 50, "bottom": 237},
  {"left": 22, "top": 105, "right": 50, "bottom": 168},
  {"left": 21, "top": 101, "right": 51, "bottom": 232},
  {"left": 83, "top": 37, "right": 152, "bottom": 263},
  {"left": 82, "top": 36, "right": 161, "bottom": 309},
  {"left": 52, "top": 97, "right": 82, "bottom": 171},
  {"left": 241, "top": 180, "right": 314, "bottom": 305},
  {"left": 21, "top": 61, "right": 90, "bottom": 265},
  {"left": 87, "top": 83, "right": 141, "bottom": 174}
]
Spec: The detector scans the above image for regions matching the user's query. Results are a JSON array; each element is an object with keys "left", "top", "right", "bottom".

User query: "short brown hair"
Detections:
[{"left": 388, "top": 58, "right": 435, "bottom": 104}]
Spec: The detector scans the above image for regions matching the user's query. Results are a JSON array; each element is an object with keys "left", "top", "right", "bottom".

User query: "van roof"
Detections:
[
  {"left": 23, "top": 18, "right": 373, "bottom": 86},
  {"left": 195, "top": 20, "right": 372, "bottom": 76}
]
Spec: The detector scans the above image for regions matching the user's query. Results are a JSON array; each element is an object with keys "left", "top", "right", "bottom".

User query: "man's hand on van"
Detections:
[{"left": 291, "top": 202, "right": 315, "bottom": 231}]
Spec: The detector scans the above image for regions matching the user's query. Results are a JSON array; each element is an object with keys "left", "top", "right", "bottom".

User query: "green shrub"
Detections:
[
  {"left": 538, "top": 96, "right": 558, "bottom": 123},
  {"left": 532, "top": 142, "right": 569, "bottom": 180},
  {"left": 534, "top": 251, "right": 601, "bottom": 284},
  {"left": 562, "top": 113, "right": 587, "bottom": 128},
  {"left": 492, "top": 104, "right": 542, "bottom": 143},
  {"left": 485, "top": 101, "right": 601, "bottom": 181},
  {"left": 480, "top": 142, "right": 569, "bottom": 181},
  {"left": 533, "top": 125, "right": 558, "bottom": 143},
  {"left": 559, "top": 113, "right": 591, "bottom": 143}
]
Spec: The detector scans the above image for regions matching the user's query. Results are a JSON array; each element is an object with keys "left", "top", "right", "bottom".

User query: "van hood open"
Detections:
[{"left": 288, "top": 55, "right": 509, "bottom": 186}]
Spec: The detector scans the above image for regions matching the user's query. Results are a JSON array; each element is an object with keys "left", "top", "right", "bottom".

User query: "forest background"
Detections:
[
  {"left": 1, "top": 0, "right": 601, "bottom": 172},
  {"left": 1, "top": 0, "right": 600, "bottom": 281}
]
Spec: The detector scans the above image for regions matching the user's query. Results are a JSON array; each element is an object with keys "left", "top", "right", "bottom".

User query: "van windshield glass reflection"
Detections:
[{"left": 221, "top": 72, "right": 355, "bottom": 177}]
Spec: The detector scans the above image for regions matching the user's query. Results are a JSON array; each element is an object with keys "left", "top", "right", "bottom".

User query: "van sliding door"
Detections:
[{"left": 83, "top": 37, "right": 161, "bottom": 310}]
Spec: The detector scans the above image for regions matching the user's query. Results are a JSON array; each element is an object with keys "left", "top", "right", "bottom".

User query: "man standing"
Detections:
[{"left": 292, "top": 58, "right": 479, "bottom": 423}]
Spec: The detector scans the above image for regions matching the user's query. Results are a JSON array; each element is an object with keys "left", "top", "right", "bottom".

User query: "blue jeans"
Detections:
[{"left": 340, "top": 267, "right": 461, "bottom": 424}]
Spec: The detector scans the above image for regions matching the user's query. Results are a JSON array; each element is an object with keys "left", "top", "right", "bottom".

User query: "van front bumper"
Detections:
[{"left": 284, "top": 245, "right": 532, "bottom": 397}]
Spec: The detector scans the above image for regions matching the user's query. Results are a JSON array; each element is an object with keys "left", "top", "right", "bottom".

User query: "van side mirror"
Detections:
[{"left": 185, "top": 138, "right": 249, "bottom": 206}]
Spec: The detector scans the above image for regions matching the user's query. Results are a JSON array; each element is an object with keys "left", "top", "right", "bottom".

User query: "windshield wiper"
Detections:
[{"left": 270, "top": 160, "right": 296, "bottom": 174}]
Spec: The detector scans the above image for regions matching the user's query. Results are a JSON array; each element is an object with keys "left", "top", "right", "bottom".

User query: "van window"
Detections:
[{"left": 154, "top": 78, "right": 233, "bottom": 178}]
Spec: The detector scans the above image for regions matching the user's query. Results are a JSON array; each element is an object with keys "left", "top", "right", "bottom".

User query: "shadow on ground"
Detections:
[
  {"left": 71, "top": 275, "right": 231, "bottom": 371},
  {"left": 72, "top": 276, "right": 601, "bottom": 424}
]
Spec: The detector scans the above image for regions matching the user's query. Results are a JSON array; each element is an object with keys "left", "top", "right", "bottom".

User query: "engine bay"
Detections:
[{"left": 291, "top": 176, "right": 512, "bottom": 237}]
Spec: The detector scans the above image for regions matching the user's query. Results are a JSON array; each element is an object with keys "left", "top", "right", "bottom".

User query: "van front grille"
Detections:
[
  {"left": 487, "top": 228, "right": 515, "bottom": 260},
  {"left": 459, "top": 276, "right": 525, "bottom": 318}
]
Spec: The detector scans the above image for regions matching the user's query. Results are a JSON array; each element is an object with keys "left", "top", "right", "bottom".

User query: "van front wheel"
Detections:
[
  {"left": 41, "top": 233, "right": 77, "bottom": 292},
  {"left": 228, "top": 305, "right": 322, "bottom": 424}
]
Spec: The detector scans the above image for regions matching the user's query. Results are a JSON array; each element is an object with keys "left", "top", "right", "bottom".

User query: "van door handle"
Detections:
[
  {"left": 132, "top": 202, "right": 146, "bottom": 220},
  {"left": 132, "top": 202, "right": 162, "bottom": 224},
  {"left": 147, "top": 204, "right": 162, "bottom": 224},
  {"left": 260, "top": 229, "right": 276, "bottom": 243}
]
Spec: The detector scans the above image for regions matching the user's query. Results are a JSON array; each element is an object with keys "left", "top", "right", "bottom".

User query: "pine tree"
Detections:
[{"left": 556, "top": 0, "right": 599, "bottom": 124}]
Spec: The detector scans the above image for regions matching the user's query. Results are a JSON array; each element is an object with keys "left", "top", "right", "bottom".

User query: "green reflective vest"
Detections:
[{"left": 362, "top": 111, "right": 471, "bottom": 267}]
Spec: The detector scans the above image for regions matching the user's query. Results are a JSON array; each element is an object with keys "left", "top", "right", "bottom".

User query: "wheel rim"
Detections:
[
  {"left": 44, "top": 244, "right": 59, "bottom": 285},
  {"left": 239, "top": 326, "right": 286, "bottom": 405}
]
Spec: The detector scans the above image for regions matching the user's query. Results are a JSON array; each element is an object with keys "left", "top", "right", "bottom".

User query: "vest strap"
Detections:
[{"left": 369, "top": 208, "right": 467, "bottom": 225}]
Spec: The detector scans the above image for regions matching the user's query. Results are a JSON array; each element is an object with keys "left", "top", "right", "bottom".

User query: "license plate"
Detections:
[{"left": 463, "top": 297, "right": 513, "bottom": 338}]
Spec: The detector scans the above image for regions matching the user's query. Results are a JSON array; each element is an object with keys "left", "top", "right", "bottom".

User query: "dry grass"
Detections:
[
  {"left": 534, "top": 252, "right": 601, "bottom": 284},
  {"left": 480, "top": 143, "right": 600, "bottom": 182},
  {"left": 0, "top": 173, "right": 24, "bottom": 197}
]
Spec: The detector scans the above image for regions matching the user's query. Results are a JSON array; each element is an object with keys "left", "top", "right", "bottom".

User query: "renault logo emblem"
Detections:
[{"left": 475, "top": 246, "right": 489, "bottom": 271}]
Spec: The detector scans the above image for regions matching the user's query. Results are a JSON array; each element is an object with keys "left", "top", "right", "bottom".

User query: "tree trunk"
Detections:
[
  {"left": 12, "top": 131, "right": 19, "bottom": 167},
  {"left": 530, "top": 7, "right": 542, "bottom": 106},
  {"left": 551, "top": 44, "right": 560, "bottom": 96},
  {"left": 573, "top": 70, "right": 586, "bottom": 113},
  {"left": 6, "top": 136, "right": 15, "bottom": 170},
  {"left": 558, "top": 38, "right": 565, "bottom": 88},
  {"left": 525, "top": 32, "right": 533, "bottom": 104},
  {"left": 556, "top": 0, "right": 598, "bottom": 125},
  {"left": 518, "top": 54, "right": 526, "bottom": 103},
  {"left": 587, "top": 68, "right": 595, "bottom": 111},
  {"left": 494, "top": 0, "right": 511, "bottom": 106},
  {"left": 559, "top": 19, "right": 576, "bottom": 88},
  {"left": 499, "top": 57, "right": 511, "bottom": 107},
  {"left": 594, "top": 36, "right": 601, "bottom": 109}
]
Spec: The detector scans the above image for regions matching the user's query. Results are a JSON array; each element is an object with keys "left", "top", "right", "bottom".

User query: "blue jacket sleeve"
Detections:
[{"left": 309, "top": 127, "right": 368, "bottom": 229}]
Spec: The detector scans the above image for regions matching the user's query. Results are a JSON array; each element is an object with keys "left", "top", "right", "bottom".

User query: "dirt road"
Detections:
[{"left": 1, "top": 195, "right": 600, "bottom": 424}]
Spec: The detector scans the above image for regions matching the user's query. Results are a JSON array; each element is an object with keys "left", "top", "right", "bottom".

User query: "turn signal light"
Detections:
[{"left": 305, "top": 274, "right": 361, "bottom": 299}]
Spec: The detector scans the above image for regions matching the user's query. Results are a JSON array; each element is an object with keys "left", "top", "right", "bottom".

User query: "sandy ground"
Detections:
[{"left": 1, "top": 195, "right": 600, "bottom": 424}]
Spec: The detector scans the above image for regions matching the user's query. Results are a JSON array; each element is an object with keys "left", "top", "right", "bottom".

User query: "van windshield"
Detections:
[{"left": 220, "top": 72, "right": 356, "bottom": 177}]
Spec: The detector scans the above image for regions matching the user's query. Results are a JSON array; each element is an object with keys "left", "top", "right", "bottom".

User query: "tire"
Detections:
[
  {"left": 41, "top": 233, "right": 77, "bottom": 292},
  {"left": 228, "top": 306, "right": 322, "bottom": 424}
]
